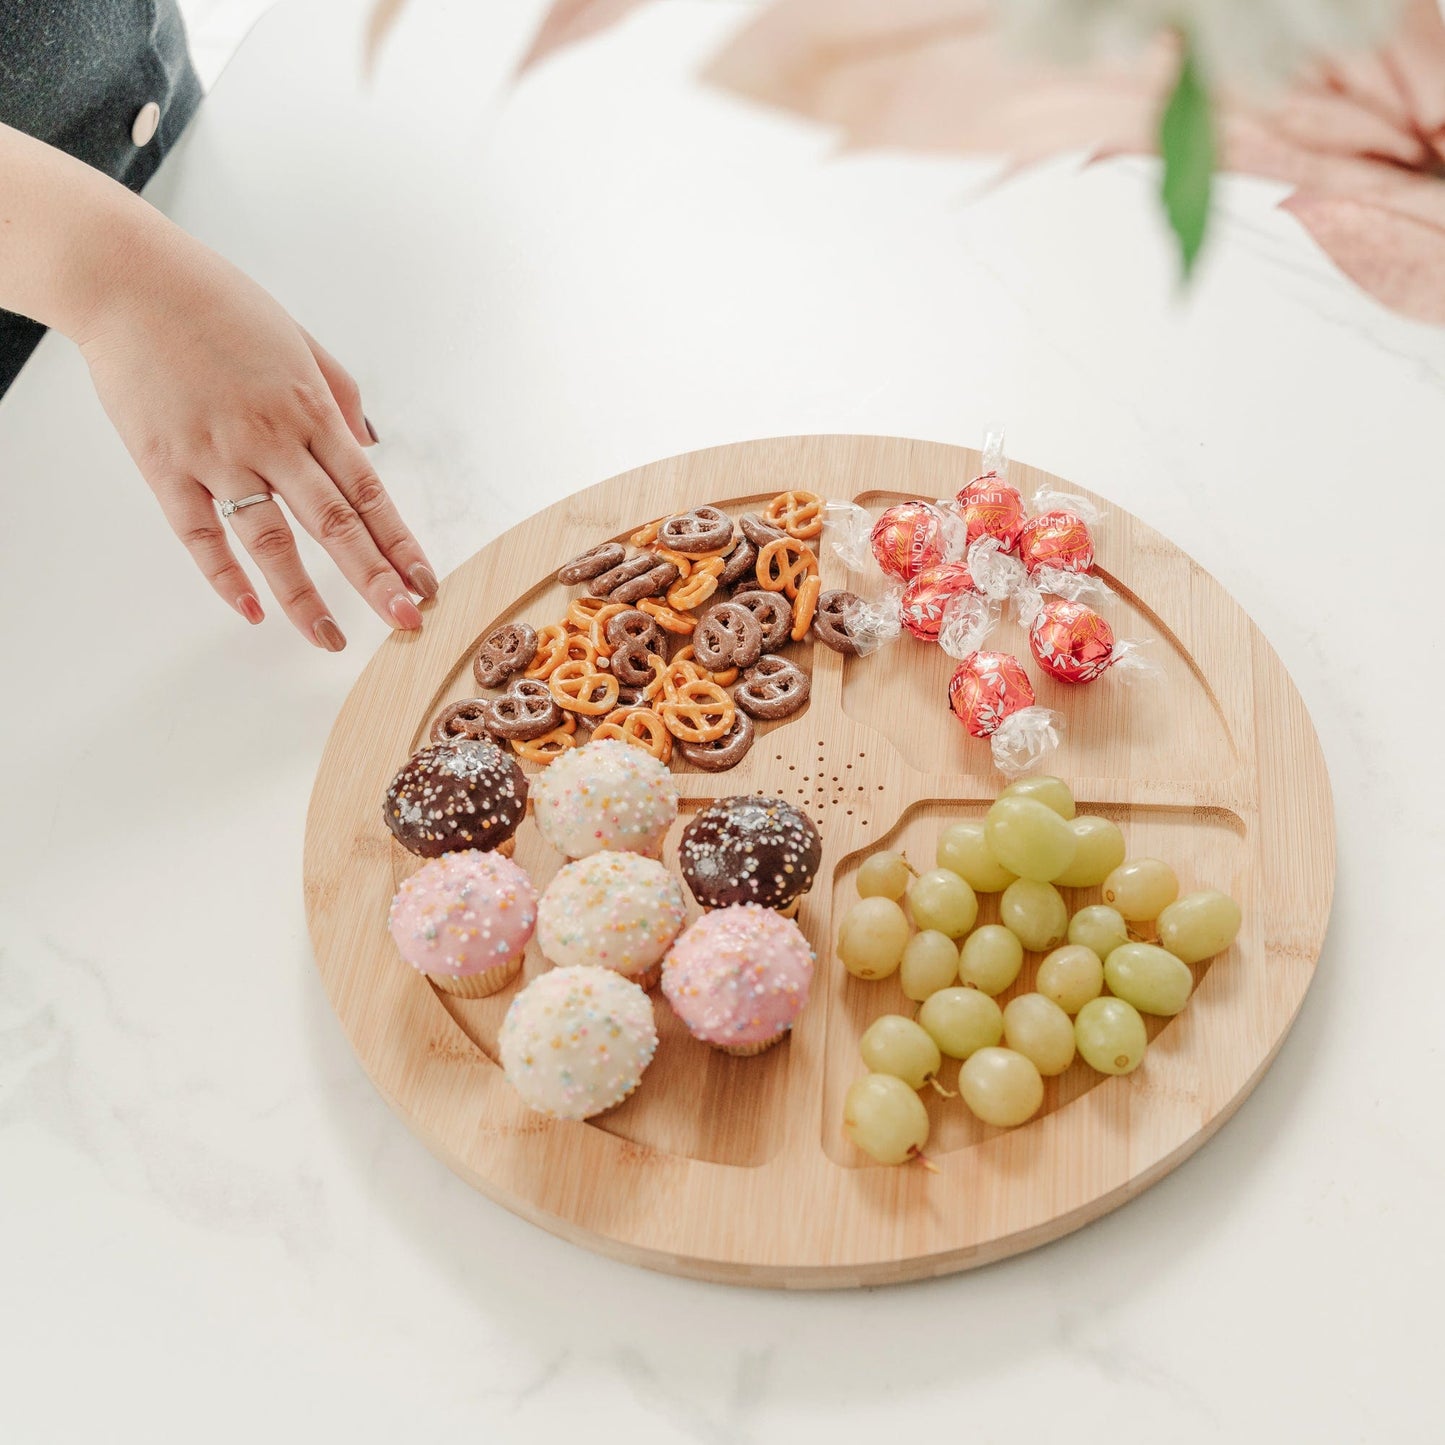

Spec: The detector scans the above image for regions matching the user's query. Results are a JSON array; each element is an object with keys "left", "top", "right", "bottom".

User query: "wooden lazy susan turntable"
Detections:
[{"left": 303, "top": 434, "right": 1334, "bottom": 1288}]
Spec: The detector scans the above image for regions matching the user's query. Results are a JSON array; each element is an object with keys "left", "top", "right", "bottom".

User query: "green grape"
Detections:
[
  {"left": 857, "top": 851, "right": 913, "bottom": 901},
  {"left": 900, "top": 930, "right": 960, "bottom": 1001},
  {"left": 908, "top": 868, "right": 979, "bottom": 939},
  {"left": 959, "top": 1047, "right": 1045, "bottom": 1127},
  {"left": 838, "top": 898, "right": 911, "bottom": 979},
  {"left": 859, "top": 1014, "right": 943, "bottom": 1090},
  {"left": 1103, "top": 943, "right": 1193, "bottom": 1017},
  {"left": 1102, "top": 858, "right": 1180, "bottom": 921},
  {"left": 936, "top": 820, "right": 1017, "bottom": 893},
  {"left": 1053, "top": 816, "right": 1127, "bottom": 888},
  {"left": 844, "top": 1073, "right": 931, "bottom": 1165},
  {"left": 1075, "top": 997, "right": 1148, "bottom": 1075},
  {"left": 1067, "top": 904, "right": 1129, "bottom": 962},
  {"left": 1000, "top": 775, "right": 1076, "bottom": 820},
  {"left": 1036, "top": 944, "right": 1104, "bottom": 1014},
  {"left": 957, "top": 924, "right": 1024, "bottom": 996},
  {"left": 999, "top": 878, "right": 1069, "bottom": 952},
  {"left": 1157, "top": 890, "right": 1241, "bottom": 964},
  {"left": 917, "top": 987, "right": 1004, "bottom": 1060},
  {"left": 985, "top": 797, "right": 1078, "bottom": 882},
  {"left": 1002, "top": 993, "right": 1076, "bottom": 1075}
]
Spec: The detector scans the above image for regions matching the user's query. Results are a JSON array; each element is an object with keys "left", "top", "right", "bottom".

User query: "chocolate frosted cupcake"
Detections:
[
  {"left": 383, "top": 738, "right": 528, "bottom": 858},
  {"left": 678, "top": 796, "right": 822, "bottom": 916}
]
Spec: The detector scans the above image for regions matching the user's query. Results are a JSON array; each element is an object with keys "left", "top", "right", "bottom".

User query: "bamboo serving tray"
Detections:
[{"left": 303, "top": 435, "right": 1334, "bottom": 1288}]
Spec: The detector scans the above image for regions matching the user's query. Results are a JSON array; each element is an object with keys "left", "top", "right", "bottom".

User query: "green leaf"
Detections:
[{"left": 1159, "top": 41, "right": 1215, "bottom": 281}]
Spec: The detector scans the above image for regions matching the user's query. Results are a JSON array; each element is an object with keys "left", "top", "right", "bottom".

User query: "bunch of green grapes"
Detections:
[{"left": 838, "top": 777, "right": 1243, "bottom": 1163}]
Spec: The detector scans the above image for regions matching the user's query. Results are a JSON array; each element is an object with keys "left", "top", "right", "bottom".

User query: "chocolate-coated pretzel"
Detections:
[
  {"left": 605, "top": 608, "right": 665, "bottom": 656},
  {"left": 589, "top": 553, "right": 655, "bottom": 598},
  {"left": 679, "top": 710, "right": 755, "bottom": 772},
  {"left": 610, "top": 638, "right": 659, "bottom": 688},
  {"left": 430, "top": 698, "right": 496, "bottom": 744},
  {"left": 694, "top": 601, "right": 764, "bottom": 671},
  {"left": 616, "top": 683, "right": 650, "bottom": 707},
  {"left": 658, "top": 506, "right": 733, "bottom": 555},
  {"left": 735, "top": 654, "right": 811, "bottom": 720},
  {"left": 740, "top": 512, "right": 787, "bottom": 548},
  {"left": 603, "top": 558, "right": 678, "bottom": 603},
  {"left": 717, "top": 536, "right": 758, "bottom": 588},
  {"left": 812, "top": 589, "right": 863, "bottom": 655},
  {"left": 729, "top": 590, "right": 794, "bottom": 651},
  {"left": 488, "top": 679, "right": 564, "bottom": 740},
  {"left": 473, "top": 622, "right": 538, "bottom": 688},
  {"left": 558, "top": 542, "right": 626, "bottom": 586}
]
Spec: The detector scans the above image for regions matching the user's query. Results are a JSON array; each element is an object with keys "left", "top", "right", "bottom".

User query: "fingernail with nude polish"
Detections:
[
  {"left": 314, "top": 617, "right": 347, "bottom": 652},
  {"left": 408, "top": 562, "right": 439, "bottom": 600},
  {"left": 364, "top": 416, "right": 380, "bottom": 444},
  {"left": 390, "top": 593, "right": 424, "bottom": 630},
  {"left": 238, "top": 594, "right": 264, "bottom": 625}
]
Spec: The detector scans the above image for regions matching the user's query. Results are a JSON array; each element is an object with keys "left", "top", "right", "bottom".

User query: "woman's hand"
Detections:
[{"left": 73, "top": 218, "right": 435, "bottom": 651}]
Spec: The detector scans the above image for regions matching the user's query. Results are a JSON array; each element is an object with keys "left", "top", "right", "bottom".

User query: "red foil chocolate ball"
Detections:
[
  {"left": 870, "top": 502, "right": 947, "bottom": 582},
  {"left": 1017, "top": 510, "right": 1094, "bottom": 574},
  {"left": 1029, "top": 597, "right": 1115, "bottom": 683},
  {"left": 947, "top": 651, "right": 1035, "bottom": 738},
  {"left": 956, "top": 474, "right": 1025, "bottom": 552},
  {"left": 900, "top": 563, "right": 976, "bottom": 642}
]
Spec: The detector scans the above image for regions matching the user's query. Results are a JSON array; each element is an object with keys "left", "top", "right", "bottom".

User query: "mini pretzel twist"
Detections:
[
  {"left": 649, "top": 545, "right": 694, "bottom": 579},
  {"left": 762, "top": 489, "right": 825, "bottom": 540},
  {"left": 586, "top": 602, "right": 628, "bottom": 658},
  {"left": 659, "top": 680, "right": 736, "bottom": 742},
  {"left": 755, "top": 537, "right": 820, "bottom": 599},
  {"left": 630, "top": 520, "right": 662, "bottom": 547},
  {"left": 548, "top": 658, "right": 620, "bottom": 715},
  {"left": 566, "top": 595, "right": 615, "bottom": 632},
  {"left": 645, "top": 655, "right": 706, "bottom": 704},
  {"left": 637, "top": 597, "right": 697, "bottom": 634},
  {"left": 791, "top": 574, "right": 822, "bottom": 641},
  {"left": 524, "top": 623, "right": 571, "bottom": 679},
  {"left": 591, "top": 707, "right": 674, "bottom": 765},
  {"left": 665, "top": 557, "right": 723, "bottom": 612},
  {"left": 672, "top": 644, "right": 739, "bottom": 688},
  {"left": 511, "top": 714, "right": 579, "bottom": 764}
]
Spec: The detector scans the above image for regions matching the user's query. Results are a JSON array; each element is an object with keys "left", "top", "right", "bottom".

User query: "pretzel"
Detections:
[
  {"left": 610, "top": 640, "right": 659, "bottom": 688},
  {"left": 555, "top": 634, "right": 602, "bottom": 671},
  {"left": 430, "top": 698, "right": 495, "bottom": 744},
  {"left": 630, "top": 520, "right": 662, "bottom": 547},
  {"left": 473, "top": 622, "right": 538, "bottom": 688},
  {"left": 612, "top": 561, "right": 679, "bottom": 605},
  {"left": 665, "top": 557, "right": 723, "bottom": 612},
  {"left": 524, "top": 623, "right": 571, "bottom": 679},
  {"left": 658, "top": 506, "right": 733, "bottom": 555},
  {"left": 791, "top": 574, "right": 822, "bottom": 641},
  {"left": 736, "top": 654, "right": 811, "bottom": 720},
  {"left": 591, "top": 707, "right": 674, "bottom": 765},
  {"left": 717, "top": 536, "right": 758, "bottom": 588},
  {"left": 511, "top": 714, "right": 579, "bottom": 765},
  {"left": 488, "top": 679, "right": 563, "bottom": 740},
  {"left": 586, "top": 603, "right": 628, "bottom": 658},
  {"left": 762, "top": 489, "right": 825, "bottom": 540},
  {"left": 649, "top": 545, "right": 693, "bottom": 579},
  {"left": 605, "top": 608, "right": 665, "bottom": 656},
  {"left": 811, "top": 589, "right": 863, "bottom": 655},
  {"left": 740, "top": 512, "right": 787, "bottom": 548},
  {"left": 559, "top": 543, "right": 626, "bottom": 586},
  {"left": 671, "top": 644, "right": 738, "bottom": 688},
  {"left": 755, "top": 537, "right": 819, "bottom": 599},
  {"left": 678, "top": 710, "right": 755, "bottom": 772},
  {"left": 548, "top": 658, "right": 619, "bottom": 716},
  {"left": 659, "top": 680, "right": 735, "bottom": 742},
  {"left": 637, "top": 597, "right": 697, "bottom": 634},
  {"left": 566, "top": 595, "right": 615, "bottom": 631},
  {"left": 730, "top": 590, "right": 794, "bottom": 651},
  {"left": 694, "top": 601, "right": 764, "bottom": 671}
]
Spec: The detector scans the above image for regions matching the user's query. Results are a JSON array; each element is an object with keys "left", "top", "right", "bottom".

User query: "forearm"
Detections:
[{"left": 0, "top": 121, "right": 171, "bottom": 341}]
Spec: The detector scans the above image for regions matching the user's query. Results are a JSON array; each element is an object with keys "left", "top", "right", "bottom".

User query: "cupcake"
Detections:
[
  {"left": 537, "top": 852, "right": 686, "bottom": 990},
  {"left": 499, "top": 965, "right": 658, "bottom": 1119},
  {"left": 678, "top": 796, "right": 822, "bottom": 916},
  {"left": 383, "top": 738, "right": 528, "bottom": 858},
  {"left": 662, "top": 904, "right": 815, "bottom": 1056},
  {"left": 531, "top": 738, "right": 677, "bottom": 860},
  {"left": 388, "top": 850, "right": 537, "bottom": 997}
]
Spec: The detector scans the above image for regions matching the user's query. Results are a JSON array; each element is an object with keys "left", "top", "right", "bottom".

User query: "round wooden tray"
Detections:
[{"left": 303, "top": 435, "right": 1334, "bottom": 1288}]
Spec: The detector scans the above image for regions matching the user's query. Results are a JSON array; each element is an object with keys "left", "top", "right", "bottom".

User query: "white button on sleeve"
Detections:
[{"left": 131, "top": 102, "right": 161, "bottom": 147}]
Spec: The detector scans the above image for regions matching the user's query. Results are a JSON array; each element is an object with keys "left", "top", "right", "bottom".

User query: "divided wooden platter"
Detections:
[{"left": 303, "top": 435, "right": 1334, "bottom": 1288}]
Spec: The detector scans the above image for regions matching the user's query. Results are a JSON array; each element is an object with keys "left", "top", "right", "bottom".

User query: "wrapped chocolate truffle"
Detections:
[
  {"left": 1025, "top": 596, "right": 1155, "bottom": 685},
  {"left": 869, "top": 501, "right": 954, "bottom": 582},
  {"left": 679, "top": 795, "right": 823, "bottom": 915},
  {"left": 900, "top": 562, "right": 977, "bottom": 642},
  {"left": 947, "top": 650, "right": 1061, "bottom": 777}
]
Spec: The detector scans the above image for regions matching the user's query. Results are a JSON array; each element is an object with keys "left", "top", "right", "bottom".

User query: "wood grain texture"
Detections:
[{"left": 303, "top": 435, "right": 1334, "bottom": 1288}]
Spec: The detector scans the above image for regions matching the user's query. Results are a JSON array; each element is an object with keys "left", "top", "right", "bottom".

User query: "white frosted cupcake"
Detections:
[
  {"left": 537, "top": 851, "right": 686, "bottom": 990},
  {"left": 531, "top": 738, "right": 678, "bottom": 860},
  {"left": 387, "top": 850, "right": 537, "bottom": 997},
  {"left": 499, "top": 965, "right": 658, "bottom": 1119}
]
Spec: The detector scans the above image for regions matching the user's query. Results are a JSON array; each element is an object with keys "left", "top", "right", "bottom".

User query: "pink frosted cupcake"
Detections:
[
  {"left": 388, "top": 850, "right": 537, "bottom": 998},
  {"left": 661, "top": 904, "right": 815, "bottom": 1056}
]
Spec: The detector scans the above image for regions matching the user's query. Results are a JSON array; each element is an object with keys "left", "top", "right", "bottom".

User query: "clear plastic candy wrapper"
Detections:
[
  {"left": 823, "top": 501, "right": 878, "bottom": 574},
  {"left": 844, "top": 586, "right": 904, "bottom": 657},
  {"left": 965, "top": 535, "right": 1027, "bottom": 601},
  {"left": 937, "top": 589, "right": 1000, "bottom": 659},
  {"left": 947, "top": 650, "right": 1062, "bottom": 776}
]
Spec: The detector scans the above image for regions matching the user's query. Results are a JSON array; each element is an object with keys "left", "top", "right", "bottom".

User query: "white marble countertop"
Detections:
[{"left": 3, "top": 2, "right": 1442, "bottom": 1439}]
